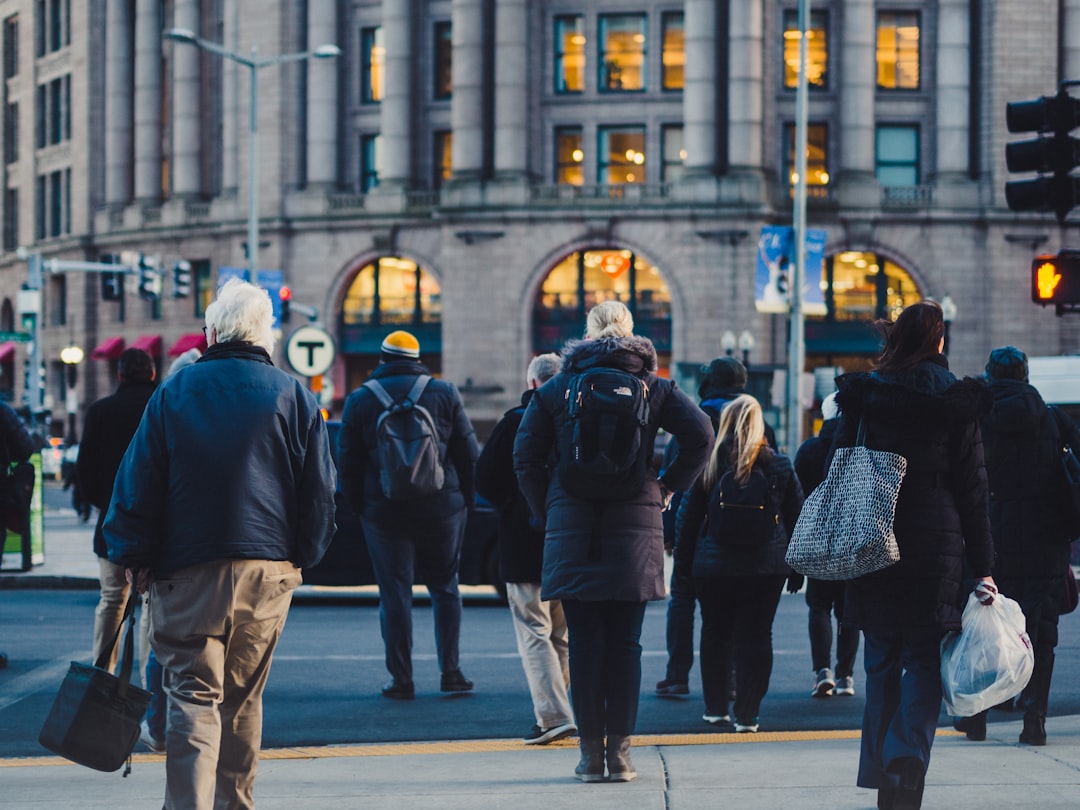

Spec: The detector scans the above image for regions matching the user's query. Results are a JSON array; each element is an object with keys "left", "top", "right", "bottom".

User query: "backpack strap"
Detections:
[{"left": 363, "top": 375, "right": 431, "bottom": 410}]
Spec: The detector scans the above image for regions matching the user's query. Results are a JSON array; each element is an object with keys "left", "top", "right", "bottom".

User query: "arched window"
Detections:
[
  {"left": 532, "top": 248, "right": 672, "bottom": 373},
  {"left": 826, "top": 251, "right": 921, "bottom": 322}
]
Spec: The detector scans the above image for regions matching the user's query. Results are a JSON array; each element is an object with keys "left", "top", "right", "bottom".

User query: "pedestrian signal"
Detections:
[{"left": 1031, "top": 252, "right": 1080, "bottom": 305}]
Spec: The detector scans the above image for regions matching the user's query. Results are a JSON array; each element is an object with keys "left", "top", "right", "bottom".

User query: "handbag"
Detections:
[
  {"left": 38, "top": 591, "right": 151, "bottom": 774},
  {"left": 785, "top": 419, "right": 907, "bottom": 580},
  {"left": 1049, "top": 407, "right": 1080, "bottom": 539}
]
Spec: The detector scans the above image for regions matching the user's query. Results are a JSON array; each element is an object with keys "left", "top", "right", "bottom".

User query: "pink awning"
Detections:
[
  {"left": 131, "top": 334, "right": 162, "bottom": 355},
  {"left": 168, "top": 332, "right": 208, "bottom": 357},
  {"left": 90, "top": 336, "right": 125, "bottom": 360},
  {"left": 0, "top": 341, "right": 15, "bottom": 363}
]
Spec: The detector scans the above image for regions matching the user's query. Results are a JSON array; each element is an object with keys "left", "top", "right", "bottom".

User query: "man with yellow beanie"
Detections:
[{"left": 337, "top": 330, "right": 480, "bottom": 699}]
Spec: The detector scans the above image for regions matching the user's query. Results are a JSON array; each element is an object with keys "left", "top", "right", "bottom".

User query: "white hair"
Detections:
[
  {"left": 167, "top": 347, "right": 202, "bottom": 378},
  {"left": 205, "top": 278, "right": 275, "bottom": 353},
  {"left": 526, "top": 352, "right": 562, "bottom": 387},
  {"left": 585, "top": 300, "right": 634, "bottom": 339}
]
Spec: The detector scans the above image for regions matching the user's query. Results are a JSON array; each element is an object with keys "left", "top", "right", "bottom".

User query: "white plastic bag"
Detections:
[{"left": 940, "top": 592, "right": 1034, "bottom": 717}]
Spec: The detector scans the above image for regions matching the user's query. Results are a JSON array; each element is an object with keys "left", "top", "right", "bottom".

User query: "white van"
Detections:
[{"left": 1027, "top": 355, "right": 1080, "bottom": 424}]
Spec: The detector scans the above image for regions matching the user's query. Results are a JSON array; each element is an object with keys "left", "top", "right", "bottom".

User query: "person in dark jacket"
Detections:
[
  {"left": 475, "top": 352, "right": 576, "bottom": 745},
  {"left": 77, "top": 347, "right": 157, "bottom": 675},
  {"left": 105, "top": 278, "right": 336, "bottom": 810},
  {"left": 832, "top": 300, "right": 996, "bottom": 810},
  {"left": 513, "top": 301, "right": 713, "bottom": 783},
  {"left": 337, "top": 330, "right": 480, "bottom": 700},
  {"left": 674, "top": 394, "right": 804, "bottom": 733},
  {"left": 0, "top": 400, "right": 34, "bottom": 668},
  {"left": 793, "top": 391, "right": 860, "bottom": 699},
  {"left": 952, "top": 346, "right": 1075, "bottom": 746},
  {"left": 658, "top": 355, "right": 762, "bottom": 697}
]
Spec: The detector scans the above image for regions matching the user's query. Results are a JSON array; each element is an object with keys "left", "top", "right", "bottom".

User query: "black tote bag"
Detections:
[{"left": 39, "top": 591, "right": 151, "bottom": 773}]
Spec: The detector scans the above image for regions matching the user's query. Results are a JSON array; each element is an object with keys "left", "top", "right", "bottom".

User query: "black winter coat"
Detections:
[
  {"left": 338, "top": 359, "right": 479, "bottom": 524},
  {"left": 475, "top": 390, "right": 544, "bottom": 583},
  {"left": 793, "top": 417, "right": 839, "bottom": 496},
  {"left": 77, "top": 379, "right": 157, "bottom": 558},
  {"left": 981, "top": 377, "right": 1072, "bottom": 606},
  {"left": 834, "top": 357, "right": 994, "bottom": 633},
  {"left": 513, "top": 335, "right": 713, "bottom": 602},
  {"left": 673, "top": 447, "right": 803, "bottom": 579}
]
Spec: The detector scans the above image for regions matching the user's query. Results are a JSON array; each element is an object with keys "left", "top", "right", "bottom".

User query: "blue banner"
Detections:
[{"left": 755, "top": 226, "right": 827, "bottom": 316}]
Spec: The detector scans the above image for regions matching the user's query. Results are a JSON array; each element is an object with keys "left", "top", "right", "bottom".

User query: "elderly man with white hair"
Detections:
[{"left": 104, "top": 277, "right": 336, "bottom": 810}]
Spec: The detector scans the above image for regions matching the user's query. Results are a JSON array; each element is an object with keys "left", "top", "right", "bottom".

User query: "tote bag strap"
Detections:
[
  {"left": 855, "top": 417, "right": 868, "bottom": 447},
  {"left": 92, "top": 590, "right": 140, "bottom": 695}
]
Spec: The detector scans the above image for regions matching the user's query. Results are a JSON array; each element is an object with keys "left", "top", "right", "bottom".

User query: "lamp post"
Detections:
[
  {"left": 163, "top": 29, "right": 341, "bottom": 277},
  {"left": 738, "top": 330, "right": 756, "bottom": 370},
  {"left": 721, "top": 330, "right": 737, "bottom": 356},
  {"left": 941, "top": 295, "right": 957, "bottom": 355},
  {"left": 60, "top": 343, "right": 83, "bottom": 443}
]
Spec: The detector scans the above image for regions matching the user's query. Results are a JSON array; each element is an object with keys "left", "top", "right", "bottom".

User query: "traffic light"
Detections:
[
  {"left": 1005, "top": 90, "right": 1080, "bottom": 223},
  {"left": 138, "top": 255, "right": 162, "bottom": 300},
  {"left": 172, "top": 260, "right": 192, "bottom": 298},
  {"left": 1031, "top": 252, "right": 1080, "bottom": 306},
  {"left": 279, "top": 285, "right": 292, "bottom": 324},
  {"left": 98, "top": 253, "right": 123, "bottom": 301}
]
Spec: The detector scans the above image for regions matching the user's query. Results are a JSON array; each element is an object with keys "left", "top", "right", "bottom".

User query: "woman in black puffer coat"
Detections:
[
  {"left": 674, "top": 394, "right": 803, "bottom": 733},
  {"left": 832, "top": 300, "right": 996, "bottom": 810},
  {"left": 513, "top": 301, "right": 713, "bottom": 784}
]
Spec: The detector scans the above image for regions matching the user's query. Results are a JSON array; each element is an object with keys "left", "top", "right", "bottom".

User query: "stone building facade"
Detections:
[{"left": 1, "top": 0, "right": 1079, "bottom": 446}]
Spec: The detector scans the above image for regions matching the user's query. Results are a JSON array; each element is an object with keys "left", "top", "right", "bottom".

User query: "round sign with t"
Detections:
[{"left": 285, "top": 325, "right": 336, "bottom": 377}]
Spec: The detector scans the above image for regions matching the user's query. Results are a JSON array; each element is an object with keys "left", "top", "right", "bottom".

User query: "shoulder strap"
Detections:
[
  {"left": 405, "top": 374, "right": 432, "bottom": 405},
  {"left": 363, "top": 378, "right": 394, "bottom": 409},
  {"left": 364, "top": 375, "right": 431, "bottom": 410}
]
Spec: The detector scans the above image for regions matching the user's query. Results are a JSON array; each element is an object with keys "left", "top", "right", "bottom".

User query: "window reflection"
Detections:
[
  {"left": 555, "top": 15, "right": 585, "bottom": 93},
  {"left": 662, "top": 13, "right": 684, "bottom": 90},
  {"left": 877, "top": 12, "right": 920, "bottom": 90},
  {"left": 875, "top": 125, "right": 919, "bottom": 186},
  {"left": 783, "top": 10, "right": 828, "bottom": 89},
  {"left": 599, "top": 14, "right": 646, "bottom": 92},
  {"left": 343, "top": 257, "right": 442, "bottom": 327},
  {"left": 599, "top": 126, "right": 645, "bottom": 185}
]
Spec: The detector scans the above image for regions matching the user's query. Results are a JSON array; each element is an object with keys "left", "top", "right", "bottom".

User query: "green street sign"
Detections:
[{"left": 0, "top": 331, "right": 32, "bottom": 342}]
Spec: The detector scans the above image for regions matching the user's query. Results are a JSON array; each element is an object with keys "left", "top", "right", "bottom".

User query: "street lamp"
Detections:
[
  {"left": 941, "top": 295, "right": 958, "bottom": 355},
  {"left": 60, "top": 343, "right": 84, "bottom": 443},
  {"left": 721, "top": 330, "right": 737, "bottom": 356},
  {"left": 738, "top": 330, "right": 756, "bottom": 370},
  {"left": 163, "top": 28, "right": 341, "bottom": 278}
]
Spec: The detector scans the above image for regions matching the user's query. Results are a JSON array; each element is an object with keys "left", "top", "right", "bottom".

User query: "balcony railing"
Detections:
[
  {"left": 530, "top": 183, "right": 672, "bottom": 205},
  {"left": 881, "top": 185, "right": 933, "bottom": 209}
]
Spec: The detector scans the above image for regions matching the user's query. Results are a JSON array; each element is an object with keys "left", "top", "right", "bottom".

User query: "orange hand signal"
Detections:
[{"left": 1037, "top": 262, "right": 1062, "bottom": 299}]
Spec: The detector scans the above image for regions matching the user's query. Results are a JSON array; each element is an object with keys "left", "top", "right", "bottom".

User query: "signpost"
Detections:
[{"left": 285, "top": 325, "right": 336, "bottom": 378}]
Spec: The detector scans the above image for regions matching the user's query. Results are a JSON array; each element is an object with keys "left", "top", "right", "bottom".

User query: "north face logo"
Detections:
[{"left": 613, "top": 386, "right": 633, "bottom": 396}]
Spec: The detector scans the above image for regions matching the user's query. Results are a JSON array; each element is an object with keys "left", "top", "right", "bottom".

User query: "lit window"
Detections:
[
  {"left": 877, "top": 12, "right": 920, "bottom": 90},
  {"left": 662, "top": 125, "right": 685, "bottom": 182},
  {"left": 555, "top": 16, "right": 585, "bottom": 93},
  {"left": 830, "top": 252, "right": 921, "bottom": 322},
  {"left": 599, "top": 14, "right": 646, "bottom": 92},
  {"left": 434, "top": 131, "right": 452, "bottom": 188},
  {"left": 784, "top": 123, "right": 830, "bottom": 189},
  {"left": 555, "top": 126, "right": 584, "bottom": 186},
  {"left": 343, "top": 257, "right": 442, "bottom": 327},
  {"left": 360, "top": 134, "right": 381, "bottom": 192},
  {"left": 876, "top": 125, "right": 919, "bottom": 186},
  {"left": 783, "top": 9, "right": 828, "bottom": 89},
  {"left": 598, "top": 126, "right": 645, "bottom": 185},
  {"left": 361, "top": 27, "right": 384, "bottom": 103},
  {"left": 434, "top": 21, "right": 452, "bottom": 100},
  {"left": 662, "top": 13, "right": 684, "bottom": 90}
]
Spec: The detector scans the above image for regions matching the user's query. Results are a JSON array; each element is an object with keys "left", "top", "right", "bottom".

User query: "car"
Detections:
[{"left": 301, "top": 421, "right": 503, "bottom": 593}]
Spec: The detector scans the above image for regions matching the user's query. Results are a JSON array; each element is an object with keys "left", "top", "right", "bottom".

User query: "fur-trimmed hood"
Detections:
[
  {"left": 835, "top": 359, "right": 992, "bottom": 428},
  {"left": 561, "top": 335, "right": 658, "bottom": 375}
]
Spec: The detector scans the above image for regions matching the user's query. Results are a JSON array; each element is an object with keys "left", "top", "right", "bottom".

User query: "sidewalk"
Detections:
[{"left": 4, "top": 500, "right": 1080, "bottom": 808}]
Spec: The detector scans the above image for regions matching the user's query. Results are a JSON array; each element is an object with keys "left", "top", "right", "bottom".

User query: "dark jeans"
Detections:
[
  {"left": 362, "top": 511, "right": 467, "bottom": 684},
  {"left": 145, "top": 649, "right": 166, "bottom": 739},
  {"left": 806, "top": 578, "right": 860, "bottom": 677},
  {"left": 562, "top": 599, "right": 648, "bottom": 739},
  {"left": 695, "top": 575, "right": 785, "bottom": 723},
  {"left": 858, "top": 627, "right": 944, "bottom": 790},
  {"left": 663, "top": 562, "right": 697, "bottom": 683}
]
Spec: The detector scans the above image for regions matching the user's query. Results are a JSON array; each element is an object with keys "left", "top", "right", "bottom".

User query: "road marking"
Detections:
[{"left": 1, "top": 729, "right": 965, "bottom": 768}]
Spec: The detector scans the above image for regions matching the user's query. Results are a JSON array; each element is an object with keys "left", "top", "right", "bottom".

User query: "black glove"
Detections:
[{"left": 786, "top": 572, "right": 805, "bottom": 594}]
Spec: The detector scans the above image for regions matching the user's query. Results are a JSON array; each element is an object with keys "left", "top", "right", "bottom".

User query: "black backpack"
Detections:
[
  {"left": 363, "top": 375, "right": 446, "bottom": 501},
  {"left": 706, "top": 466, "right": 779, "bottom": 546},
  {"left": 557, "top": 366, "right": 651, "bottom": 500}
]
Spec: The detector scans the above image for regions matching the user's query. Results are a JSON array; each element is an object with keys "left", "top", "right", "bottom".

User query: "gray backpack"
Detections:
[{"left": 363, "top": 375, "right": 445, "bottom": 500}]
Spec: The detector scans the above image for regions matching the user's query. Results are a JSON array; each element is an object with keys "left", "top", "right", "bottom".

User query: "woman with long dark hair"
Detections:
[
  {"left": 673, "top": 394, "right": 803, "bottom": 733},
  {"left": 832, "top": 300, "right": 997, "bottom": 810}
]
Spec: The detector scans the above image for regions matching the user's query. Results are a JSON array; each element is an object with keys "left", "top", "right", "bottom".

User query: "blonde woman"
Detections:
[{"left": 674, "top": 394, "right": 803, "bottom": 733}]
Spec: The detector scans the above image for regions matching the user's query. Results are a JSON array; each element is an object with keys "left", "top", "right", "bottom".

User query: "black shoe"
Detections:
[
  {"left": 885, "top": 757, "right": 925, "bottom": 810},
  {"left": 523, "top": 722, "right": 577, "bottom": 745},
  {"left": 1019, "top": 714, "right": 1047, "bottom": 746},
  {"left": 655, "top": 679, "right": 689, "bottom": 697},
  {"left": 381, "top": 679, "right": 415, "bottom": 700},
  {"left": 0, "top": 651, "right": 7, "bottom": 670},
  {"left": 952, "top": 712, "right": 986, "bottom": 741},
  {"left": 440, "top": 669, "right": 474, "bottom": 693}
]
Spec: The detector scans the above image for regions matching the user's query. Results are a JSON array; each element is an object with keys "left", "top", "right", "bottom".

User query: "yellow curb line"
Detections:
[{"left": 0, "top": 729, "right": 964, "bottom": 768}]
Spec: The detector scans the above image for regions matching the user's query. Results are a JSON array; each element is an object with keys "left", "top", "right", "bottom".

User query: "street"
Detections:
[{"left": 2, "top": 581, "right": 1079, "bottom": 759}]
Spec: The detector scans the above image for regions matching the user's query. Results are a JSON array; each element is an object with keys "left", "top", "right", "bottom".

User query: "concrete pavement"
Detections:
[{"left": 2, "top": 498, "right": 1079, "bottom": 808}]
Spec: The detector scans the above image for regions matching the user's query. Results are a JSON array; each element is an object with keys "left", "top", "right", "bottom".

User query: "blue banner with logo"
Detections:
[{"left": 755, "top": 226, "right": 827, "bottom": 316}]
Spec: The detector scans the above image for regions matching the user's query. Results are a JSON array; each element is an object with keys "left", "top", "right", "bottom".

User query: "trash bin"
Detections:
[{"left": 1, "top": 452, "right": 44, "bottom": 572}]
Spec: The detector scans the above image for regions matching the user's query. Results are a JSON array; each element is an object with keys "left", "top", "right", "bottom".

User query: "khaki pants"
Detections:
[
  {"left": 505, "top": 583, "right": 574, "bottom": 730},
  {"left": 150, "top": 559, "right": 301, "bottom": 810},
  {"left": 93, "top": 557, "right": 130, "bottom": 673}
]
